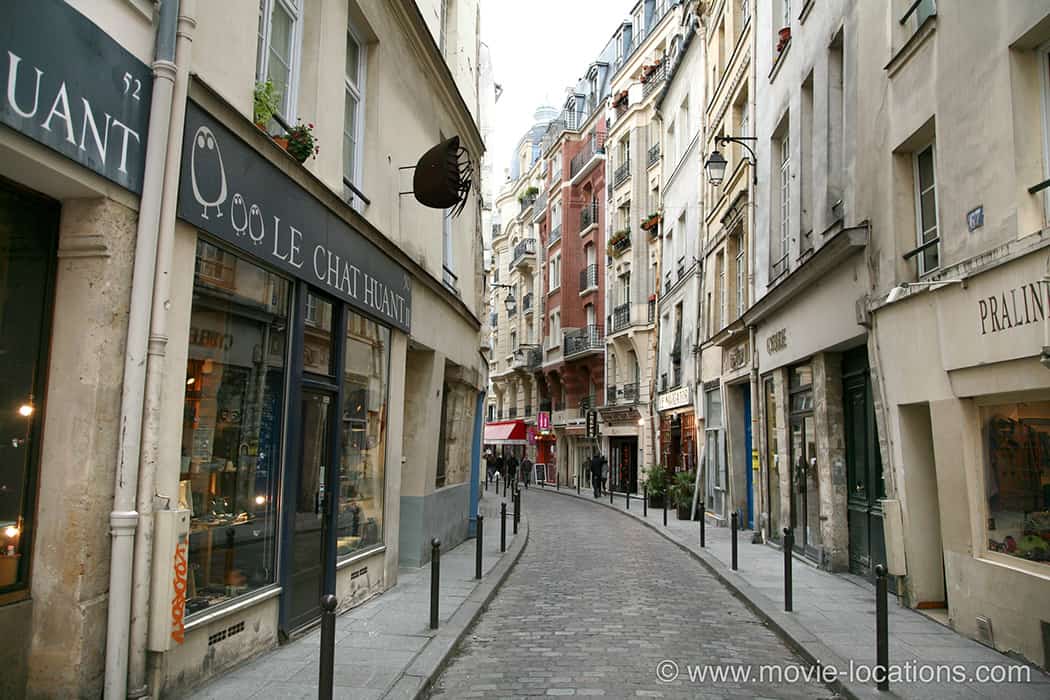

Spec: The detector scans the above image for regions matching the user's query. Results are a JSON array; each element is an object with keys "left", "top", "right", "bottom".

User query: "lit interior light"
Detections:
[
  {"left": 4, "top": 525, "right": 18, "bottom": 538},
  {"left": 254, "top": 495, "right": 266, "bottom": 505},
  {"left": 18, "top": 404, "right": 34, "bottom": 417},
  {"left": 186, "top": 377, "right": 196, "bottom": 386},
  {"left": 637, "top": 418, "right": 644, "bottom": 426}
]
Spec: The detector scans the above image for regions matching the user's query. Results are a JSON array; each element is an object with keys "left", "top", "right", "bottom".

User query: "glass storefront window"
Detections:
[
  {"left": 0, "top": 184, "right": 56, "bottom": 593},
  {"left": 982, "top": 401, "right": 1050, "bottom": 566},
  {"left": 337, "top": 310, "right": 390, "bottom": 558},
  {"left": 180, "top": 241, "right": 290, "bottom": 616},
  {"left": 764, "top": 376, "right": 781, "bottom": 542}
]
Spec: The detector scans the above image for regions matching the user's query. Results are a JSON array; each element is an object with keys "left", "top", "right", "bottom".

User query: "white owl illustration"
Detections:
[{"left": 190, "top": 126, "right": 227, "bottom": 219}]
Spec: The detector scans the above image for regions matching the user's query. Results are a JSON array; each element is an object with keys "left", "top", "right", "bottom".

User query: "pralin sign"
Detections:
[
  {"left": 177, "top": 102, "right": 411, "bottom": 332},
  {"left": 0, "top": 0, "right": 152, "bottom": 193},
  {"left": 977, "top": 280, "right": 1048, "bottom": 336}
]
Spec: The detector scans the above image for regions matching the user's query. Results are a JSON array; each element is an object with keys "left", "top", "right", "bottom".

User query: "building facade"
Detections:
[
  {"left": 0, "top": 0, "right": 488, "bottom": 697},
  {"left": 602, "top": 0, "right": 682, "bottom": 493}
]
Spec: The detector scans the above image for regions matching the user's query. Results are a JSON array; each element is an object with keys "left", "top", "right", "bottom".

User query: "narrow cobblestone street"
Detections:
[{"left": 429, "top": 491, "right": 839, "bottom": 699}]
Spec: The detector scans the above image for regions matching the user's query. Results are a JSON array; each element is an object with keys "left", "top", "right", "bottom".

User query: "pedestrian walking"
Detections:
[
  {"left": 507, "top": 454, "right": 519, "bottom": 487},
  {"left": 599, "top": 453, "right": 608, "bottom": 495},
  {"left": 589, "top": 454, "right": 602, "bottom": 498},
  {"left": 495, "top": 454, "right": 505, "bottom": 485},
  {"left": 520, "top": 455, "right": 532, "bottom": 489}
]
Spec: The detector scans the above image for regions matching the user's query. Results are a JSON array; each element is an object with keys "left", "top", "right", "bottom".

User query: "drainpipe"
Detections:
[
  {"left": 104, "top": 2, "right": 180, "bottom": 698},
  {"left": 127, "top": 0, "right": 197, "bottom": 696}
]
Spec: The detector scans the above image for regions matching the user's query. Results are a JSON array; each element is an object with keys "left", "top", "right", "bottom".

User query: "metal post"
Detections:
[
  {"left": 610, "top": 482, "right": 613, "bottom": 505},
  {"left": 643, "top": 485, "right": 647, "bottom": 517},
  {"left": 875, "top": 564, "right": 889, "bottom": 691},
  {"left": 576, "top": 472, "right": 580, "bottom": 495},
  {"left": 429, "top": 538, "right": 441, "bottom": 630},
  {"left": 513, "top": 490, "right": 519, "bottom": 535},
  {"left": 503, "top": 473, "right": 507, "bottom": 497},
  {"left": 475, "top": 515, "right": 484, "bottom": 580},
  {"left": 625, "top": 490, "right": 630, "bottom": 510},
  {"left": 731, "top": 512, "right": 739, "bottom": 571},
  {"left": 500, "top": 502, "right": 506, "bottom": 553},
  {"left": 662, "top": 497, "right": 667, "bottom": 527},
  {"left": 318, "top": 594, "right": 337, "bottom": 700},
  {"left": 699, "top": 501, "right": 705, "bottom": 548},
  {"left": 556, "top": 472, "right": 559, "bottom": 490},
  {"left": 783, "top": 528, "right": 793, "bottom": 612}
]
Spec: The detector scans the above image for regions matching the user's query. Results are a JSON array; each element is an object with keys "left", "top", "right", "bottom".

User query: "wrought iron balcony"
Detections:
[
  {"left": 522, "top": 292, "right": 534, "bottom": 313},
  {"left": 609, "top": 232, "right": 631, "bottom": 257},
  {"left": 621, "top": 382, "right": 638, "bottom": 403},
  {"left": 512, "top": 346, "right": 541, "bottom": 371},
  {"left": 549, "top": 224, "right": 562, "bottom": 244},
  {"left": 570, "top": 130, "right": 607, "bottom": 179},
  {"left": 579, "top": 263, "right": 598, "bottom": 292},
  {"left": 647, "top": 143, "right": 660, "bottom": 167},
  {"left": 563, "top": 324, "right": 604, "bottom": 358},
  {"left": 642, "top": 59, "right": 667, "bottom": 98},
  {"left": 579, "top": 202, "right": 598, "bottom": 232},
  {"left": 519, "top": 193, "right": 537, "bottom": 214},
  {"left": 511, "top": 237, "right": 537, "bottom": 269},
  {"left": 611, "top": 302, "right": 630, "bottom": 333},
  {"left": 606, "top": 384, "right": 618, "bottom": 404},
  {"left": 613, "top": 160, "right": 631, "bottom": 188}
]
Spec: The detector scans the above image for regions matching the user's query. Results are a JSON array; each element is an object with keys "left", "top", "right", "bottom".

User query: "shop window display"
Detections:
[
  {"left": 983, "top": 402, "right": 1050, "bottom": 565},
  {"left": 180, "top": 241, "right": 290, "bottom": 615},
  {"left": 337, "top": 311, "right": 390, "bottom": 557}
]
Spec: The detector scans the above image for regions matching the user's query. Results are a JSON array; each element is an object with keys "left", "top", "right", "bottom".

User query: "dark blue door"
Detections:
[{"left": 742, "top": 385, "right": 753, "bottom": 529}]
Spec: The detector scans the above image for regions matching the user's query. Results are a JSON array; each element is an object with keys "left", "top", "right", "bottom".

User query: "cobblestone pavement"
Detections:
[{"left": 428, "top": 490, "right": 840, "bottom": 699}]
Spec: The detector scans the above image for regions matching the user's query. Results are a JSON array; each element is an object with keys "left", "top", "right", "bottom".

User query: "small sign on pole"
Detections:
[{"left": 586, "top": 410, "right": 598, "bottom": 438}]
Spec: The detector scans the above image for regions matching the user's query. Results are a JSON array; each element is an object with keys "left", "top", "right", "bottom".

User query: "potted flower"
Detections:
[
  {"left": 284, "top": 121, "right": 318, "bottom": 163},
  {"left": 776, "top": 26, "right": 791, "bottom": 52},
  {"left": 644, "top": 466, "right": 669, "bottom": 509},
  {"left": 670, "top": 470, "right": 697, "bottom": 521},
  {"left": 606, "top": 228, "right": 631, "bottom": 257},
  {"left": 253, "top": 80, "right": 280, "bottom": 130},
  {"left": 640, "top": 212, "right": 662, "bottom": 232}
]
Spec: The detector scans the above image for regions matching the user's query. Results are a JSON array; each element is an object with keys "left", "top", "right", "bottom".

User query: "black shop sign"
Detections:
[
  {"left": 177, "top": 101, "right": 412, "bottom": 332},
  {"left": 0, "top": 0, "right": 152, "bottom": 193}
]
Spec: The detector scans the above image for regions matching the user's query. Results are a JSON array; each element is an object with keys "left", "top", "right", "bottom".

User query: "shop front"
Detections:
[
  {"left": 600, "top": 404, "right": 642, "bottom": 493},
  {"left": 657, "top": 384, "right": 696, "bottom": 474},
  {"left": 159, "top": 95, "right": 410, "bottom": 682},
  {"left": 871, "top": 243, "right": 1050, "bottom": 668}
]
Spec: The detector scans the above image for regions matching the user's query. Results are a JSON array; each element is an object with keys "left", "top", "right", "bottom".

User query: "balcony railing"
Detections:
[
  {"left": 563, "top": 324, "right": 604, "bottom": 357},
  {"left": 549, "top": 224, "right": 562, "bottom": 244},
  {"left": 621, "top": 382, "right": 638, "bottom": 403},
  {"left": 606, "top": 384, "right": 618, "bottom": 404},
  {"left": 664, "top": 272, "right": 673, "bottom": 293},
  {"left": 613, "top": 160, "right": 631, "bottom": 188},
  {"left": 610, "top": 232, "right": 631, "bottom": 257},
  {"left": 642, "top": 59, "right": 667, "bottom": 98},
  {"left": 522, "top": 292, "right": 534, "bottom": 313},
  {"left": 519, "top": 193, "right": 537, "bottom": 214},
  {"left": 533, "top": 188, "right": 547, "bottom": 218},
  {"left": 647, "top": 143, "right": 660, "bottom": 167},
  {"left": 512, "top": 238, "right": 537, "bottom": 268},
  {"left": 570, "top": 130, "right": 607, "bottom": 179},
  {"left": 512, "top": 346, "right": 541, "bottom": 371},
  {"left": 579, "top": 201, "right": 598, "bottom": 232},
  {"left": 611, "top": 302, "right": 630, "bottom": 332},
  {"left": 579, "top": 263, "right": 598, "bottom": 292},
  {"left": 648, "top": 299, "right": 656, "bottom": 323}
]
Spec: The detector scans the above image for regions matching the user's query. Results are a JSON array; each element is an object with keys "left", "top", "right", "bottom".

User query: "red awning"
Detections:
[{"left": 484, "top": 420, "right": 527, "bottom": 445}]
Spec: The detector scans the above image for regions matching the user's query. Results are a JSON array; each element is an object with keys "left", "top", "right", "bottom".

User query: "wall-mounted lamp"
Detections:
[
  {"left": 490, "top": 282, "right": 517, "bottom": 314},
  {"left": 705, "top": 135, "right": 758, "bottom": 186},
  {"left": 885, "top": 279, "right": 966, "bottom": 304}
]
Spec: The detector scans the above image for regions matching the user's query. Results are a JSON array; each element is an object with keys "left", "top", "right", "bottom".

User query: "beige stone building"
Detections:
[{"left": 0, "top": 0, "right": 488, "bottom": 697}]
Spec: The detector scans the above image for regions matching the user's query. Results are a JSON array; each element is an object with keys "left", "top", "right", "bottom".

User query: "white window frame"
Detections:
[
  {"left": 443, "top": 208, "right": 454, "bottom": 273},
  {"left": 257, "top": 0, "right": 303, "bottom": 123},
  {"left": 912, "top": 143, "right": 940, "bottom": 276},
  {"left": 741, "top": 0, "right": 750, "bottom": 27},
  {"left": 549, "top": 253, "right": 561, "bottom": 292},
  {"left": 735, "top": 235, "right": 745, "bottom": 318},
  {"left": 782, "top": 0, "right": 791, "bottom": 28},
  {"left": 344, "top": 21, "right": 366, "bottom": 205},
  {"left": 718, "top": 252, "right": 726, "bottom": 330},
  {"left": 779, "top": 134, "right": 791, "bottom": 268},
  {"left": 1039, "top": 42, "right": 1050, "bottom": 224}
]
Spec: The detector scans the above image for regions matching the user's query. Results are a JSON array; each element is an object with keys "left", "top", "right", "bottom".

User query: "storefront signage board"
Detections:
[
  {"left": 178, "top": 102, "right": 412, "bottom": 332},
  {"left": 657, "top": 384, "right": 691, "bottom": 412},
  {"left": 0, "top": 0, "right": 153, "bottom": 193}
]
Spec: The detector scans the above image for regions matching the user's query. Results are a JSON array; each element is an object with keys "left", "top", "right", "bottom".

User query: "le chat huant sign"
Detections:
[
  {"left": 0, "top": 0, "right": 152, "bottom": 193},
  {"left": 177, "top": 102, "right": 412, "bottom": 332}
]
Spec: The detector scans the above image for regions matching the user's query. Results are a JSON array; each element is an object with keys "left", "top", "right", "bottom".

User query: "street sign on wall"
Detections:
[{"left": 537, "top": 411, "right": 550, "bottom": 430}]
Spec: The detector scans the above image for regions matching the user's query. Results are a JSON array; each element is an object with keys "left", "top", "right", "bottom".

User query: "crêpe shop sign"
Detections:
[
  {"left": 177, "top": 101, "right": 411, "bottom": 331},
  {"left": 0, "top": 0, "right": 152, "bottom": 193}
]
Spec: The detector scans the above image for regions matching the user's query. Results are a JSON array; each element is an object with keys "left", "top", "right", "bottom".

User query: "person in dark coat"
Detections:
[
  {"left": 599, "top": 453, "right": 609, "bottom": 495},
  {"left": 590, "top": 454, "right": 602, "bottom": 498},
  {"left": 506, "top": 454, "right": 519, "bottom": 487},
  {"left": 520, "top": 456, "right": 532, "bottom": 489},
  {"left": 495, "top": 454, "right": 505, "bottom": 485}
]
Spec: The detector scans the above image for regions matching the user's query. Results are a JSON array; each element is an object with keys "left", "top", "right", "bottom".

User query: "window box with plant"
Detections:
[
  {"left": 776, "top": 27, "right": 791, "bottom": 53},
  {"left": 518, "top": 185, "right": 539, "bottom": 205},
  {"left": 607, "top": 228, "right": 631, "bottom": 257},
  {"left": 284, "top": 121, "right": 318, "bottom": 163},
  {"left": 640, "top": 212, "right": 662, "bottom": 233}
]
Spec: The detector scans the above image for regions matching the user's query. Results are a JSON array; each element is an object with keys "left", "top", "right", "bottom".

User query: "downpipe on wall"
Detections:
[
  {"left": 104, "top": 1, "right": 181, "bottom": 698},
  {"left": 127, "top": 1, "right": 197, "bottom": 696}
]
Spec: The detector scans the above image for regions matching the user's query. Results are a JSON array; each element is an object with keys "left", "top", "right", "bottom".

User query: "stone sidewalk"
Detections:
[
  {"left": 542, "top": 485, "right": 1050, "bottom": 700},
  {"left": 186, "top": 491, "right": 527, "bottom": 700}
]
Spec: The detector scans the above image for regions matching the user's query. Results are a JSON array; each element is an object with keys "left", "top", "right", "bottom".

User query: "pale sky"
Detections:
[{"left": 481, "top": 0, "right": 636, "bottom": 182}]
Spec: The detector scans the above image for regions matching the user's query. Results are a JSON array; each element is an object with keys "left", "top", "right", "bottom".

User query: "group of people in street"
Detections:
[
  {"left": 588, "top": 452, "right": 608, "bottom": 498},
  {"left": 484, "top": 449, "right": 532, "bottom": 488}
]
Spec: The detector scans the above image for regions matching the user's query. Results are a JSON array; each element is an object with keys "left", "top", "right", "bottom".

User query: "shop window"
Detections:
[
  {"left": 180, "top": 241, "right": 291, "bottom": 617},
  {"left": 0, "top": 183, "right": 57, "bottom": 595},
  {"left": 982, "top": 402, "right": 1050, "bottom": 567},
  {"left": 705, "top": 388, "right": 726, "bottom": 518},
  {"left": 764, "top": 376, "right": 781, "bottom": 542},
  {"left": 337, "top": 310, "right": 390, "bottom": 558}
]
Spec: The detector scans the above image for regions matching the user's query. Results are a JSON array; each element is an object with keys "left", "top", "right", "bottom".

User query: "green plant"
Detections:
[
  {"left": 644, "top": 465, "right": 669, "bottom": 498},
  {"left": 285, "top": 121, "right": 318, "bottom": 163},
  {"left": 670, "top": 470, "right": 696, "bottom": 508},
  {"left": 606, "top": 228, "right": 631, "bottom": 257},
  {"left": 253, "top": 80, "right": 280, "bottom": 127}
]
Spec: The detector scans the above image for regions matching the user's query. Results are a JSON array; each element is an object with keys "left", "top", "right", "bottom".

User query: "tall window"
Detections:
[
  {"left": 343, "top": 24, "right": 365, "bottom": 199},
  {"left": 548, "top": 253, "right": 561, "bottom": 291},
  {"left": 777, "top": 133, "right": 791, "bottom": 274},
  {"left": 913, "top": 144, "right": 939, "bottom": 274},
  {"left": 181, "top": 241, "right": 291, "bottom": 616},
  {"left": 716, "top": 251, "right": 726, "bottom": 330},
  {"left": 442, "top": 208, "right": 454, "bottom": 280},
  {"left": 735, "top": 232, "right": 746, "bottom": 318},
  {"left": 256, "top": 0, "right": 301, "bottom": 121}
]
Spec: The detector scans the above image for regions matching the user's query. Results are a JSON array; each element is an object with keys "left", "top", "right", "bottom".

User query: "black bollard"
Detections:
[
  {"left": 699, "top": 501, "right": 705, "bottom": 548},
  {"left": 503, "top": 474, "right": 507, "bottom": 498},
  {"left": 609, "top": 483, "right": 613, "bottom": 505},
  {"left": 500, "top": 502, "right": 507, "bottom": 553},
  {"left": 319, "top": 594, "right": 337, "bottom": 700},
  {"left": 731, "top": 512, "right": 739, "bottom": 571},
  {"left": 556, "top": 472, "right": 560, "bottom": 490},
  {"left": 513, "top": 490, "right": 519, "bottom": 535},
  {"left": 783, "top": 528, "right": 794, "bottom": 611},
  {"left": 662, "top": 497, "right": 667, "bottom": 526},
  {"left": 626, "top": 490, "right": 630, "bottom": 510},
  {"left": 475, "top": 515, "right": 484, "bottom": 580},
  {"left": 875, "top": 564, "right": 889, "bottom": 691},
  {"left": 643, "top": 485, "right": 647, "bottom": 517},
  {"left": 429, "top": 538, "right": 441, "bottom": 630}
]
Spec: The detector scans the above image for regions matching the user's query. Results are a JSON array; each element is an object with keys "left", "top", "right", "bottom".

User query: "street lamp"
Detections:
[
  {"left": 705, "top": 135, "right": 758, "bottom": 186},
  {"left": 491, "top": 282, "right": 516, "bottom": 314}
]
